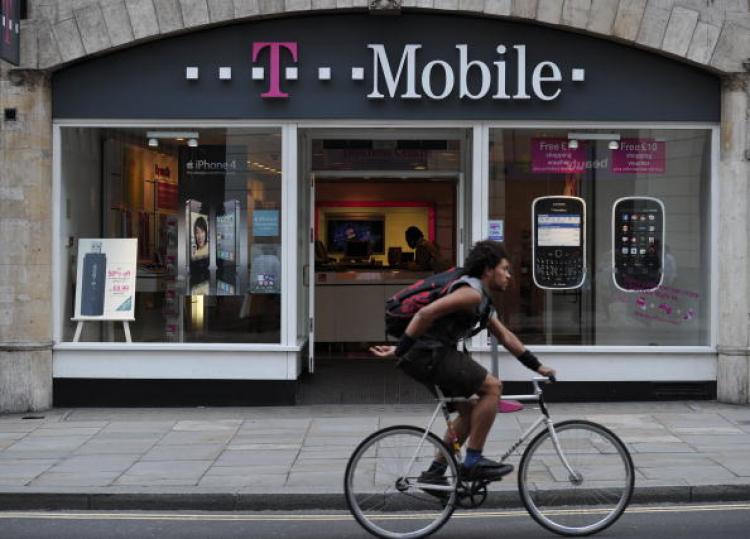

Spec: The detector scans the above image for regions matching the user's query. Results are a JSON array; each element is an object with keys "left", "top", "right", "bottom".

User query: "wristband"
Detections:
[
  {"left": 516, "top": 350, "right": 542, "bottom": 371},
  {"left": 395, "top": 334, "right": 416, "bottom": 358}
]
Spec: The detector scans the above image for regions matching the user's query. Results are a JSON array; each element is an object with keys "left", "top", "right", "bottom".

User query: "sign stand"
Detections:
[{"left": 72, "top": 319, "right": 133, "bottom": 343}]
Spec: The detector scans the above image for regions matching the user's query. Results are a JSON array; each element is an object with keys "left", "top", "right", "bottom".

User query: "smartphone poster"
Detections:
[
  {"left": 532, "top": 196, "right": 586, "bottom": 290},
  {"left": 612, "top": 197, "right": 665, "bottom": 292},
  {"left": 74, "top": 238, "right": 138, "bottom": 320}
]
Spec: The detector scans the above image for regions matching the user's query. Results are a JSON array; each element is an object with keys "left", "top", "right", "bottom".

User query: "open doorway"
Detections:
[{"left": 297, "top": 129, "right": 471, "bottom": 404}]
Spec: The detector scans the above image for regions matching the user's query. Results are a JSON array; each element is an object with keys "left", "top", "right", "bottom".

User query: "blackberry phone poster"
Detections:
[{"left": 74, "top": 238, "right": 138, "bottom": 320}]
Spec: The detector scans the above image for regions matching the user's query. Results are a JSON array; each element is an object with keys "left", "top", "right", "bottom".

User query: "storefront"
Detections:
[{"left": 48, "top": 13, "right": 719, "bottom": 404}]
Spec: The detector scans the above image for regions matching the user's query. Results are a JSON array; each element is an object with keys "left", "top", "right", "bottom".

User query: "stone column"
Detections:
[
  {"left": 717, "top": 73, "right": 750, "bottom": 404},
  {"left": 0, "top": 64, "right": 53, "bottom": 412}
]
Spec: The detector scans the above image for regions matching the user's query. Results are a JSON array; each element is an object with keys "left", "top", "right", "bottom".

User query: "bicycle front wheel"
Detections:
[
  {"left": 344, "top": 425, "right": 459, "bottom": 539},
  {"left": 518, "top": 420, "right": 634, "bottom": 536}
]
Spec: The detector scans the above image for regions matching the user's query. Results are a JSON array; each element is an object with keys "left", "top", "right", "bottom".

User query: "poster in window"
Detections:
[
  {"left": 249, "top": 244, "right": 281, "bottom": 294},
  {"left": 189, "top": 208, "right": 210, "bottom": 262},
  {"left": 74, "top": 238, "right": 138, "bottom": 321}
]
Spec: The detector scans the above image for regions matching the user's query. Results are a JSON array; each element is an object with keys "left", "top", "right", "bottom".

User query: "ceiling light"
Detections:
[
  {"left": 188, "top": 138, "right": 198, "bottom": 147},
  {"left": 146, "top": 131, "right": 199, "bottom": 140},
  {"left": 608, "top": 140, "right": 620, "bottom": 150},
  {"left": 567, "top": 132, "right": 621, "bottom": 141},
  {"left": 148, "top": 138, "right": 158, "bottom": 147},
  {"left": 567, "top": 139, "right": 578, "bottom": 149}
]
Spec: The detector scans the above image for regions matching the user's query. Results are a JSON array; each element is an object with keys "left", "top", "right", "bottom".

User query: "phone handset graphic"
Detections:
[
  {"left": 532, "top": 196, "right": 586, "bottom": 290},
  {"left": 612, "top": 197, "right": 665, "bottom": 292},
  {"left": 81, "top": 242, "right": 107, "bottom": 316}
]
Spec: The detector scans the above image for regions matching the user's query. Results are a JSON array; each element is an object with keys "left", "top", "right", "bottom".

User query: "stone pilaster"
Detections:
[
  {"left": 717, "top": 73, "right": 750, "bottom": 405},
  {"left": 0, "top": 64, "right": 53, "bottom": 412}
]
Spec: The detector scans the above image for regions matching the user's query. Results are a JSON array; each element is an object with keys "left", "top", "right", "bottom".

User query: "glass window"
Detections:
[
  {"left": 60, "top": 127, "right": 283, "bottom": 343},
  {"left": 489, "top": 128, "right": 711, "bottom": 346}
]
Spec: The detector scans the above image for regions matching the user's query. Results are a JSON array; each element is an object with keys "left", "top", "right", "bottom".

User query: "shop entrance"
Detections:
[{"left": 297, "top": 129, "right": 471, "bottom": 403}]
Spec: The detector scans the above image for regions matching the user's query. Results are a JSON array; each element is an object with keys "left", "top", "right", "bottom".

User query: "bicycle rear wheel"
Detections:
[
  {"left": 344, "top": 425, "right": 458, "bottom": 539},
  {"left": 518, "top": 420, "right": 634, "bottom": 536}
]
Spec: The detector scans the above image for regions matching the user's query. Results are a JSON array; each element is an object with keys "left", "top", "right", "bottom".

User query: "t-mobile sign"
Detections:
[{"left": 0, "top": 0, "right": 20, "bottom": 66}]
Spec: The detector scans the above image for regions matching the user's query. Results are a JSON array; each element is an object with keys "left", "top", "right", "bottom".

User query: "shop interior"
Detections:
[{"left": 304, "top": 133, "right": 466, "bottom": 357}]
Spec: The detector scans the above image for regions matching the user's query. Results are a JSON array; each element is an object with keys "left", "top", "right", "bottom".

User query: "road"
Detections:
[{"left": 1, "top": 502, "right": 749, "bottom": 538}]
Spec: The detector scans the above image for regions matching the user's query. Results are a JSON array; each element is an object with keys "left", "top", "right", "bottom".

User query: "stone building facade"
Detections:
[{"left": 2, "top": 0, "right": 750, "bottom": 411}]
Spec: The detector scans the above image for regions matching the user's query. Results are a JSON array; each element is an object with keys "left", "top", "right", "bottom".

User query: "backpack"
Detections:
[{"left": 385, "top": 267, "right": 492, "bottom": 339}]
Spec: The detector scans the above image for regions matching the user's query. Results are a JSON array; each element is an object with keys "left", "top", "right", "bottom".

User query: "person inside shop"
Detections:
[
  {"left": 370, "top": 240, "right": 556, "bottom": 483},
  {"left": 405, "top": 226, "right": 450, "bottom": 273}
]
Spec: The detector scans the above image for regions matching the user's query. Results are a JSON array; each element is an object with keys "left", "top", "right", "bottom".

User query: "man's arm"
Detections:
[{"left": 487, "top": 317, "right": 556, "bottom": 377}]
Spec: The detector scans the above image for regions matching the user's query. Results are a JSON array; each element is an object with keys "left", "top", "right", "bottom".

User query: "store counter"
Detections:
[{"left": 314, "top": 269, "right": 431, "bottom": 342}]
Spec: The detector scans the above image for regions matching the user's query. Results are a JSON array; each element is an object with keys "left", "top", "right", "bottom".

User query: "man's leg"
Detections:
[
  {"left": 440, "top": 402, "right": 472, "bottom": 455},
  {"left": 466, "top": 374, "right": 502, "bottom": 455}
]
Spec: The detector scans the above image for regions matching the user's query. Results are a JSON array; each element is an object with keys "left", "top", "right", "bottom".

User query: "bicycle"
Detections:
[{"left": 344, "top": 377, "right": 634, "bottom": 538}]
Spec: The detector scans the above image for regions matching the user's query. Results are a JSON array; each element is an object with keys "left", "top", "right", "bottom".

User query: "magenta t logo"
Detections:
[{"left": 252, "top": 42, "right": 298, "bottom": 98}]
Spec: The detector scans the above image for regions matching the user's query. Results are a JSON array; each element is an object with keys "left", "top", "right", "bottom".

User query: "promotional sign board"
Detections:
[
  {"left": 0, "top": 0, "right": 20, "bottom": 66},
  {"left": 252, "top": 209, "right": 280, "bottom": 237},
  {"left": 611, "top": 139, "right": 666, "bottom": 174},
  {"left": 74, "top": 238, "right": 138, "bottom": 320},
  {"left": 531, "top": 138, "right": 587, "bottom": 174}
]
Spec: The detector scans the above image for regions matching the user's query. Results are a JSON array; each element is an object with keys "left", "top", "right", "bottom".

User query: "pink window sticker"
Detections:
[{"left": 612, "top": 139, "right": 665, "bottom": 174}]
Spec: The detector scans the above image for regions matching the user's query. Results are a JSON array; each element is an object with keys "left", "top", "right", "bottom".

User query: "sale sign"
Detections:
[
  {"left": 612, "top": 139, "right": 665, "bottom": 174},
  {"left": 531, "top": 138, "right": 588, "bottom": 174}
]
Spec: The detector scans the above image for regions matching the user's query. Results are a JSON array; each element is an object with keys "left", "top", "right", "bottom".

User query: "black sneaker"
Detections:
[
  {"left": 461, "top": 457, "right": 514, "bottom": 481},
  {"left": 416, "top": 469, "right": 450, "bottom": 501}
]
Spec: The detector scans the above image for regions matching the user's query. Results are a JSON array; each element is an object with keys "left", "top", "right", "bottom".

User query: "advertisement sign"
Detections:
[
  {"left": 249, "top": 244, "right": 281, "bottom": 294},
  {"left": 611, "top": 139, "right": 666, "bottom": 174},
  {"left": 1, "top": 0, "right": 20, "bottom": 66},
  {"left": 531, "top": 138, "right": 588, "bottom": 174},
  {"left": 74, "top": 238, "right": 137, "bottom": 320},
  {"left": 252, "top": 209, "right": 280, "bottom": 237},
  {"left": 488, "top": 220, "right": 504, "bottom": 242}
]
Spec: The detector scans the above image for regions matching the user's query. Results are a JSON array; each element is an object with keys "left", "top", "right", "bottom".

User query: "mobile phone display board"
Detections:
[
  {"left": 72, "top": 238, "right": 137, "bottom": 342},
  {"left": 532, "top": 196, "right": 586, "bottom": 290},
  {"left": 612, "top": 197, "right": 665, "bottom": 292}
]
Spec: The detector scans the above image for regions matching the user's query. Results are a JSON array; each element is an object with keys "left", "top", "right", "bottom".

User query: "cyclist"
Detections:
[{"left": 371, "top": 240, "right": 556, "bottom": 483}]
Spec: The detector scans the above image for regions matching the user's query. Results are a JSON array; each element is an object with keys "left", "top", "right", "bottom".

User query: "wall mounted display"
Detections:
[
  {"left": 532, "top": 196, "right": 586, "bottom": 290},
  {"left": 217, "top": 200, "right": 240, "bottom": 263},
  {"left": 74, "top": 238, "right": 138, "bottom": 320},
  {"left": 612, "top": 197, "right": 665, "bottom": 292},
  {"left": 252, "top": 209, "right": 280, "bottom": 237}
]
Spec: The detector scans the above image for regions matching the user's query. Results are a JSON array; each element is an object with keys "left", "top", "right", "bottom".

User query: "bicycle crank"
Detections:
[{"left": 456, "top": 480, "right": 489, "bottom": 508}]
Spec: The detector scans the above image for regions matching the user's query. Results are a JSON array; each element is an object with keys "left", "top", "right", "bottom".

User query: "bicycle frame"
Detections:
[{"left": 407, "top": 377, "right": 580, "bottom": 490}]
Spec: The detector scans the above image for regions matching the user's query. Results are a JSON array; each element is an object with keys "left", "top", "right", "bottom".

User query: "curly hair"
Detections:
[{"left": 463, "top": 240, "right": 509, "bottom": 277}]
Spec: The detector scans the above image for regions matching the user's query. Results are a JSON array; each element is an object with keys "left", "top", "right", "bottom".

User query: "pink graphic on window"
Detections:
[
  {"left": 531, "top": 138, "right": 588, "bottom": 174},
  {"left": 252, "top": 42, "right": 298, "bottom": 98},
  {"left": 612, "top": 139, "right": 665, "bottom": 174}
]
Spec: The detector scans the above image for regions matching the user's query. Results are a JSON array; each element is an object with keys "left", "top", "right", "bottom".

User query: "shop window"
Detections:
[
  {"left": 489, "top": 128, "right": 711, "bottom": 346},
  {"left": 60, "top": 127, "right": 283, "bottom": 343}
]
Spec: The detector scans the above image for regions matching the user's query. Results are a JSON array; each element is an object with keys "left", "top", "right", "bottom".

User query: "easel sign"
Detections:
[{"left": 72, "top": 238, "right": 138, "bottom": 342}]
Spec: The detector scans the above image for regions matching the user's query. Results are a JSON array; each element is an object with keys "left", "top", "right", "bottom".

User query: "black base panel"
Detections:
[
  {"left": 53, "top": 379, "right": 715, "bottom": 406},
  {"left": 53, "top": 379, "right": 297, "bottom": 407}
]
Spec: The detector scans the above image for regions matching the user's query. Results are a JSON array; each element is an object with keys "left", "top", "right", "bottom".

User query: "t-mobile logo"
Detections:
[{"left": 252, "top": 42, "right": 298, "bottom": 98}]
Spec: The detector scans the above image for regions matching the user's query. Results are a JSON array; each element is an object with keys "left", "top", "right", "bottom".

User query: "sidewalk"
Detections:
[{"left": 1, "top": 400, "right": 749, "bottom": 511}]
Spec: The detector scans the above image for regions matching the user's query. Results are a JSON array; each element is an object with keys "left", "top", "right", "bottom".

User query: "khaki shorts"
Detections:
[{"left": 398, "top": 346, "right": 488, "bottom": 399}]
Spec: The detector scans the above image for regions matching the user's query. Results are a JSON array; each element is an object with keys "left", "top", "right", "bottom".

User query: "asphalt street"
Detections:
[{"left": 0, "top": 502, "right": 749, "bottom": 538}]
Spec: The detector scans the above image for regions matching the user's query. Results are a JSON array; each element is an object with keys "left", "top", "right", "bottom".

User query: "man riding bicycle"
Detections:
[{"left": 371, "top": 240, "right": 556, "bottom": 483}]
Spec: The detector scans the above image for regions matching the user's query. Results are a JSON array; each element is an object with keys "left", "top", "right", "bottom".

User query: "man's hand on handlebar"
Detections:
[
  {"left": 370, "top": 345, "right": 397, "bottom": 359},
  {"left": 537, "top": 365, "right": 557, "bottom": 382}
]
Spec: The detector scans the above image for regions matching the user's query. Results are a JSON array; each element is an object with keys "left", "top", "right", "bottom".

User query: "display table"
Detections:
[{"left": 314, "top": 269, "right": 431, "bottom": 342}]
